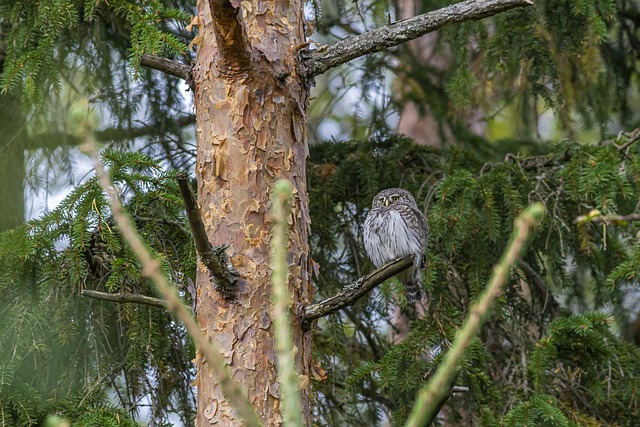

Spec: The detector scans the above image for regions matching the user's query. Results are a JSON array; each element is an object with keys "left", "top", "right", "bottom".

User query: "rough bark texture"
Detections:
[{"left": 192, "top": 1, "right": 311, "bottom": 425}]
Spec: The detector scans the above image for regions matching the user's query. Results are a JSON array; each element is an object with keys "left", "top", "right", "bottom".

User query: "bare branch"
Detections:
[
  {"left": 575, "top": 211, "right": 640, "bottom": 225},
  {"left": 517, "top": 260, "right": 560, "bottom": 316},
  {"left": 616, "top": 128, "right": 640, "bottom": 152},
  {"left": 302, "top": 255, "right": 415, "bottom": 329},
  {"left": 140, "top": 54, "right": 191, "bottom": 81},
  {"left": 300, "top": 0, "right": 533, "bottom": 78},
  {"left": 81, "top": 290, "right": 166, "bottom": 308},
  {"left": 176, "top": 173, "right": 238, "bottom": 299}
]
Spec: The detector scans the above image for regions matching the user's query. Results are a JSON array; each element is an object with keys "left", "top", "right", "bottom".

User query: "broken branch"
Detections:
[
  {"left": 140, "top": 54, "right": 191, "bottom": 81},
  {"left": 176, "top": 172, "right": 238, "bottom": 299},
  {"left": 302, "top": 255, "right": 415, "bottom": 329},
  {"left": 81, "top": 290, "right": 166, "bottom": 308},
  {"left": 300, "top": 0, "right": 532, "bottom": 78}
]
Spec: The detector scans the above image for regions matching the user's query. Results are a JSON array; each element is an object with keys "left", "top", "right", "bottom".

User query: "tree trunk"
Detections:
[{"left": 192, "top": 1, "right": 312, "bottom": 425}]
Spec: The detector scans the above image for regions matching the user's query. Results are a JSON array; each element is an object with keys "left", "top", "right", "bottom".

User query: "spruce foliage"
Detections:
[
  {"left": 307, "top": 134, "right": 640, "bottom": 426},
  {"left": 0, "top": 150, "right": 196, "bottom": 426},
  {"left": 2, "top": 0, "right": 640, "bottom": 426}
]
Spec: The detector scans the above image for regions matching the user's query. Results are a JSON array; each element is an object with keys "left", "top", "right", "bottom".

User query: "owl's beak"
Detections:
[{"left": 384, "top": 198, "right": 389, "bottom": 207}]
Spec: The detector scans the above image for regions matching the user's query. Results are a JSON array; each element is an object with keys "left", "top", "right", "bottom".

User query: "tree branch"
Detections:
[
  {"left": 81, "top": 290, "right": 166, "bottom": 308},
  {"left": 302, "top": 255, "right": 415, "bottom": 329},
  {"left": 574, "top": 211, "right": 640, "bottom": 225},
  {"left": 176, "top": 172, "right": 238, "bottom": 299},
  {"left": 517, "top": 260, "right": 560, "bottom": 316},
  {"left": 299, "top": 0, "right": 533, "bottom": 78},
  {"left": 140, "top": 54, "right": 191, "bottom": 81}
]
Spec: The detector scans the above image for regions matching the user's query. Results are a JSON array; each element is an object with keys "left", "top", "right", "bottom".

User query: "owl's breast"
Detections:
[{"left": 364, "top": 209, "right": 424, "bottom": 267}]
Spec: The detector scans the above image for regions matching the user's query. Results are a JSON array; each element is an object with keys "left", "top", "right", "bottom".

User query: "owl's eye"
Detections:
[{"left": 392, "top": 196, "right": 399, "bottom": 202}]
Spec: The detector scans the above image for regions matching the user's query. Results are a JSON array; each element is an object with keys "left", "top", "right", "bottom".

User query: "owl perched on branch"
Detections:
[{"left": 363, "top": 188, "right": 429, "bottom": 305}]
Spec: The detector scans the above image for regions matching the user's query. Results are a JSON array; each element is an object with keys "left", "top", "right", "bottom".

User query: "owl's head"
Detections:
[{"left": 371, "top": 188, "right": 418, "bottom": 209}]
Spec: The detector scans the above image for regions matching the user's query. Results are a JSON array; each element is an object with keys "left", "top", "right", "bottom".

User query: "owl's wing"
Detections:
[{"left": 408, "top": 206, "right": 429, "bottom": 247}]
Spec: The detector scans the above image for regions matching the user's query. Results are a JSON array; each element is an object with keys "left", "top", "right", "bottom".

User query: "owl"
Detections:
[{"left": 363, "top": 188, "right": 429, "bottom": 304}]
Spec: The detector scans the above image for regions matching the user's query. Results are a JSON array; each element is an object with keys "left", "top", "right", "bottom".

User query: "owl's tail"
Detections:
[
  {"left": 403, "top": 264, "right": 425, "bottom": 303},
  {"left": 404, "top": 278, "right": 423, "bottom": 304},
  {"left": 401, "top": 270, "right": 427, "bottom": 321}
]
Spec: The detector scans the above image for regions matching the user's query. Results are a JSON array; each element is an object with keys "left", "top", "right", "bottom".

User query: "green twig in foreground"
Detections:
[
  {"left": 270, "top": 180, "right": 305, "bottom": 426},
  {"left": 405, "top": 203, "right": 545, "bottom": 427},
  {"left": 82, "top": 135, "right": 262, "bottom": 427}
]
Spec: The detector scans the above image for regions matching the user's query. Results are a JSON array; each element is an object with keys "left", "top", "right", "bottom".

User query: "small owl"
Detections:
[{"left": 363, "top": 188, "right": 429, "bottom": 304}]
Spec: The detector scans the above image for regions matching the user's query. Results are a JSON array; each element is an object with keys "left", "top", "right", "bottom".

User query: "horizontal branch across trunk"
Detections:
[
  {"left": 302, "top": 255, "right": 415, "bottom": 328},
  {"left": 300, "top": 0, "right": 532, "bottom": 78}
]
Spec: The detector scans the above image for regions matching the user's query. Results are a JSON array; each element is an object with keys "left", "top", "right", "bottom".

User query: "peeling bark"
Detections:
[{"left": 192, "top": 1, "right": 311, "bottom": 425}]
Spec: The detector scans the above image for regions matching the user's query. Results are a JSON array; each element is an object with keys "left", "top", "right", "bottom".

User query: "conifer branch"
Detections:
[
  {"left": 82, "top": 133, "right": 262, "bottom": 427},
  {"left": 81, "top": 290, "right": 166, "bottom": 308},
  {"left": 405, "top": 203, "right": 544, "bottom": 427},
  {"left": 176, "top": 172, "right": 238, "bottom": 299},
  {"left": 140, "top": 54, "right": 191, "bottom": 81},
  {"left": 299, "top": 0, "right": 533, "bottom": 78},
  {"left": 302, "top": 255, "right": 415, "bottom": 329},
  {"left": 270, "top": 180, "right": 305, "bottom": 427}
]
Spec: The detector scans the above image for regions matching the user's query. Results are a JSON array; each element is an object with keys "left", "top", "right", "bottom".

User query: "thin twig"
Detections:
[
  {"left": 517, "top": 260, "right": 560, "bottom": 316},
  {"left": 270, "top": 180, "right": 305, "bottom": 427},
  {"left": 82, "top": 133, "right": 262, "bottom": 427},
  {"left": 404, "top": 203, "right": 544, "bottom": 427},
  {"left": 176, "top": 172, "right": 238, "bottom": 299},
  {"left": 302, "top": 255, "right": 415, "bottom": 329},
  {"left": 299, "top": 0, "right": 532, "bottom": 78},
  {"left": 81, "top": 290, "right": 166, "bottom": 308},
  {"left": 574, "top": 211, "right": 640, "bottom": 225},
  {"left": 140, "top": 54, "right": 191, "bottom": 81},
  {"left": 616, "top": 128, "right": 640, "bottom": 152}
]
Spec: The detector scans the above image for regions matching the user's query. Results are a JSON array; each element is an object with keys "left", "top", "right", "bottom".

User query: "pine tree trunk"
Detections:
[{"left": 192, "top": 1, "right": 312, "bottom": 425}]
